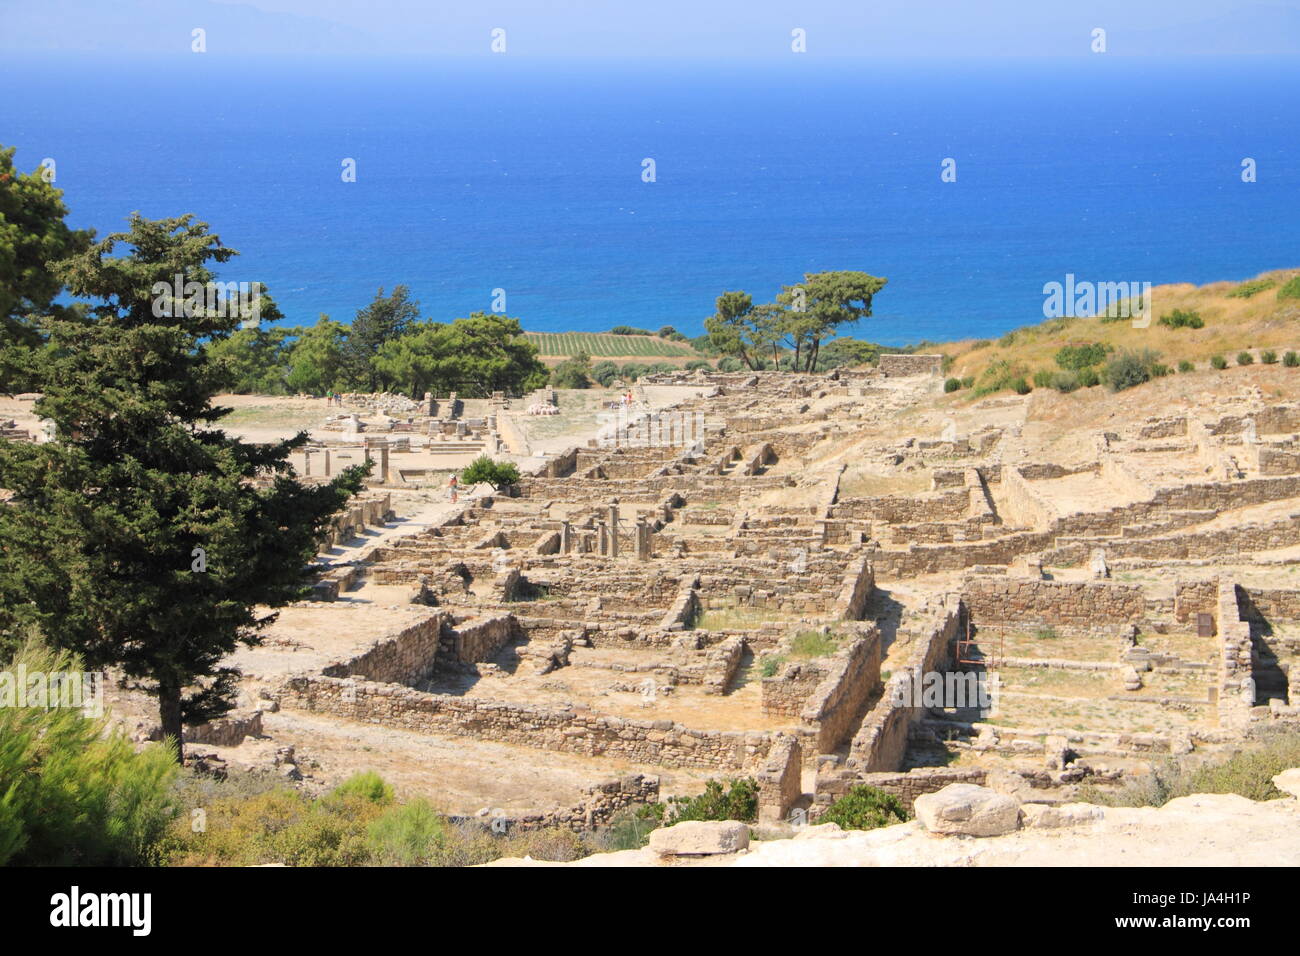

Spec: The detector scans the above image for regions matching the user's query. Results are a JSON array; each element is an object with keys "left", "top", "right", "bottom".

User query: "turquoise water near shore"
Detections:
[{"left": 2, "top": 55, "right": 1297, "bottom": 345}]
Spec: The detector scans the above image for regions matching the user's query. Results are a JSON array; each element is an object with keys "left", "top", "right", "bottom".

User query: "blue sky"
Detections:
[{"left": 3, "top": 0, "right": 1299, "bottom": 56}]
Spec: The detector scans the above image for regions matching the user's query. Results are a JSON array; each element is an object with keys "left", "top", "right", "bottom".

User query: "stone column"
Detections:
[
  {"left": 608, "top": 503, "right": 620, "bottom": 558},
  {"left": 561, "top": 520, "right": 572, "bottom": 554},
  {"left": 303, "top": 449, "right": 313, "bottom": 476},
  {"left": 636, "top": 517, "right": 650, "bottom": 561},
  {"left": 323, "top": 449, "right": 331, "bottom": 476},
  {"left": 597, "top": 521, "right": 609, "bottom": 556},
  {"left": 378, "top": 442, "right": 390, "bottom": 483}
]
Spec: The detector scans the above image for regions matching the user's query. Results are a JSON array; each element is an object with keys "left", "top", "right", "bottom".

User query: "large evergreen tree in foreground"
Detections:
[{"left": 0, "top": 214, "right": 366, "bottom": 758}]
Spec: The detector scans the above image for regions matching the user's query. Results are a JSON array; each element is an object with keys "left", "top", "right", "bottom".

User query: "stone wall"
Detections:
[
  {"left": 879, "top": 354, "right": 943, "bottom": 377},
  {"left": 756, "top": 735, "right": 803, "bottom": 823},
  {"left": 962, "top": 578, "right": 1146, "bottom": 629},
  {"left": 321, "top": 612, "right": 447, "bottom": 684},
  {"left": 282, "top": 676, "right": 774, "bottom": 770},
  {"left": 833, "top": 557, "right": 875, "bottom": 620},
  {"left": 814, "top": 766, "right": 987, "bottom": 815},
  {"left": 847, "top": 600, "right": 959, "bottom": 772},
  {"left": 762, "top": 660, "right": 830, "bottom": 717},
  {"left": 800, "top": 630, "right": 882, "bottom": 755},
  {"left": 444, "top": 614, "right": 520, "bottom": 665}
]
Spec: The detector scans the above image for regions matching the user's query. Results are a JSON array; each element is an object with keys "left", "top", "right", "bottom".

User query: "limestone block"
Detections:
[
  {"left": 914, "top": 784, "right": 1021, "bottom": 837},
  {"left": 649, "top": 820, "right": 751, "bottom": 856},
  {"left": 1020, "top": 803, "right": 1104, "bottom": 829},
  {"left": 1272, "top": 768, "right": 1300, "bottom": 798}
]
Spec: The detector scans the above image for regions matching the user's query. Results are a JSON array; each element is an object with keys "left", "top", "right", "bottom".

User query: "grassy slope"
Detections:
[{"left": 938, "top": 268, "right": 1300, "bottom": 385}]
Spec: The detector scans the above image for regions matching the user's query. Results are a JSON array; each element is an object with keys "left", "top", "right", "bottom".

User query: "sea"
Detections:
[{"left": 2, "top": 54, "right": 1297, "bottom": 345}]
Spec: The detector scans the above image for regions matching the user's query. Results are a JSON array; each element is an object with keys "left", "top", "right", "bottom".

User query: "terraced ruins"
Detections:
[{"left": 92, "top": 355, "right": 1300, "bottom": 831}]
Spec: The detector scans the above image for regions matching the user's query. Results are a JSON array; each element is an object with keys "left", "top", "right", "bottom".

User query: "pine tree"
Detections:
[{"left": 0, "top": 214, "right": 366, "bottom": 759}]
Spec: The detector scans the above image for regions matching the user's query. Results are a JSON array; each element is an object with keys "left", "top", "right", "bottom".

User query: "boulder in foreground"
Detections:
[
  {"left": 914, "top": 783, "right": 1021, "bottom": 837},
  {"left": 649, "top": 821, "right": 751, "bottom": 856}
]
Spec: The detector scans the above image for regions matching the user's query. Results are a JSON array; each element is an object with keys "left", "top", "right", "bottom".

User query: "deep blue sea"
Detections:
[{"left": 2, "top": 55, "right": 1297, "bottom": 345}]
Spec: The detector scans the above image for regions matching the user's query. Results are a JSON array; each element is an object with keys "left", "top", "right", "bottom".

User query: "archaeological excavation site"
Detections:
[{"left": 85, "top": 354, "right": 1300, "bottom": 858}]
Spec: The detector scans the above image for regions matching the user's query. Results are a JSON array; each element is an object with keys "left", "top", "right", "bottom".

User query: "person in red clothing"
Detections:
[{"left": 448, "top": 473, "right": 459, "bottom": 503}]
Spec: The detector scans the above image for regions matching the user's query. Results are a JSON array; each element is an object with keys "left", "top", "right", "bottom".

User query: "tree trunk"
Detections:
[{"left": 158, "top": 678, "right": 185, "bottom": 763}]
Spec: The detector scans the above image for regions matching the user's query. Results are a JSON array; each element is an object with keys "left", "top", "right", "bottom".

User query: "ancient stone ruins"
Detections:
[{"left": 105, "top": 357, "right": 1300, "bottom": 833}]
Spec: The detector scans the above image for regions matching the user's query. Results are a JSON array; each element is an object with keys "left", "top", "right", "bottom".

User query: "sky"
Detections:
[{"left": 2, "top": 0, "right": 1299, "bottom": 56}]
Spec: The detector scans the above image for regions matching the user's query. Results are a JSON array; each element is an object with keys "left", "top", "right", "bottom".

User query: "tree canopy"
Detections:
[{"left": 0, "top": 213, "right": 366, "bottom": 759}]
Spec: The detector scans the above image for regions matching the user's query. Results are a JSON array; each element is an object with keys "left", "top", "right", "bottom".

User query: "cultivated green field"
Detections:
[{"left": 525, "top": 331, "right": 699, "bottom": 358}]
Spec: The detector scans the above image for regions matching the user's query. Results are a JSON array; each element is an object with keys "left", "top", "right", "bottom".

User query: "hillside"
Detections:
[{"left": 940, "top": 268, "right": 1300, "bottom": 392}]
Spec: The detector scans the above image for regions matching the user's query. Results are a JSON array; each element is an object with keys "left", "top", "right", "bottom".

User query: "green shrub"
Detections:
[
  {"left": 461, "top": 455, "right": 521, "bottom": 489},
  {"left": 1031, "top": 369, "right": 1053, "bottom": 389},
  {"left": 365, "top": 798, "right": 445, "bottom": 865},
  {"left": 1261, "top": 350, "right": 1278, "bottom": 365},
  {"left": 973, "top": 358, "right": 1029, "bottom": 396},
  {"left": 500, "top": 827, "right": 589, "bottom": 862},
  {"left": 790, "top": 630, "right": 840, "bottom": 658},
  {"left": 595, "top": 805, "right": 662, "bottom": 851},
  {"left": 944, "top": 377, "right": 962, "bottom": 393},
  {"left": 684, "top": 359, "right": 713, "bottom": 372},
  {"left": 960, "top": 375, "right": 975, "bottom": 389},
  {"left": 1277, "top": 276, "right": 1300, "bottom": 300},
  {"left": 716, "top": 356, "right": 744, "bottom": 373},
  {"left": 1157, "top": 309, "right": 1204, "bottom": 330},
  {"left": 1102, "top": 349, "right": 1160, "bottom": 392},
  {"left": 1050, "top": 371, "right": 1080, "bottom": 393},
  {"left": 1237, "top": 351, "right": 1255, "bottom": 366},
  {"left": 1177, "top": 359, "right": 1194, "bottom": 373},
  {"left": 1211, "top": 354, "right": 1228, "bottom": 370},
  {"left": 664, "top": 778, "right": 759, "bottom": 824},
  {"left": 1227, "top": 278, "right": 1275, "bottom": 298},
  {"left": 1010, "top": 377, "right": 1031, "bottom": 395},
  {"left": 1054, "top": 343, "right": 1110, "bottom": 371},
  {"left": 1285, "top": 351, "right": 1299, "bottom": 368},
  {"left": 0, "top": 641, "right": 180, "bottom": 866},
  {"left": 590, "top": 360, "right": 620, "bottom": 386},
  {"left": 609, "top": 325, "right": 654, "bottom": 336},
  {"left": 1082, "top": 730, "right": 1300, "bottom": 807},
  {"left": 1150, "top": 362, "right": 1171, "bottom": 378},
  {"left": 1077, "top": 367, "right": 1101, "bottom": 388},
  {"left": 331, "top": 771, "right": 394, "bottom": 805},
  {"left": 759, "top": 654, "right": 787, "bottom": 678},
  {"left": 819, "top": 786, "right": 909, "bottom": 830},
  {"left": 550, "top": 353, "right": 592, "bottom": 388}
]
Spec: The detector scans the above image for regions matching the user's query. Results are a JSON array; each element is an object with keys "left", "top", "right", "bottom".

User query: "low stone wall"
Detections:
[
  {"left": 833, "top": 557, "right": 875, "bottom": 620},
  {"left": 470, "top": 774, "right": 661, "bottom": 833},
  {"left": 1240, "top": 586, "right": 1300, "bottom": 624},
  {"left": 879, "top": 354, "right": 943, "bottom": 377},
  {"left": 321, "top": 612, "right": 447, "bottom": 684},
  {"left": 762, "top": 660, "right": 830, "bottom": 718},
  {"left": 962, "top": 578, "right": 1146, "bottom": 629},
  {"left": 800, "top": 631, "right": 882, "bottom": 755},
  {"left": 1174, "top": 579, "right": 1220, "bottom": 626},
  {"left": 847, "top": 600, "right": 959, "bottom": 772},
  {"left": 282, "top": 676, "right": 774, "bottom": 770},
  {"left": 1217, "top": 578, "right": 1255, "bottom": 730},
  {"left": 756, "top": 735, "right": 803, "bottom": 823},
  {"left": 445, "top": 614, "right": 520, "bottom": 665},
  {"left": 814, "top": 766, "right": 987, "bottom": 815}
]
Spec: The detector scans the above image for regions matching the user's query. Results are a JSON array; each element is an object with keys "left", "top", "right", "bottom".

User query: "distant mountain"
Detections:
[{"left": 0, "top": 0, "right": 380, "bottom": 55}]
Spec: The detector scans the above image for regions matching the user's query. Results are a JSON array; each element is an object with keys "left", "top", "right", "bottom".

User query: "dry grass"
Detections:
[{"left": 940, "top": 268, "right": 1300, "bottom": 389}]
